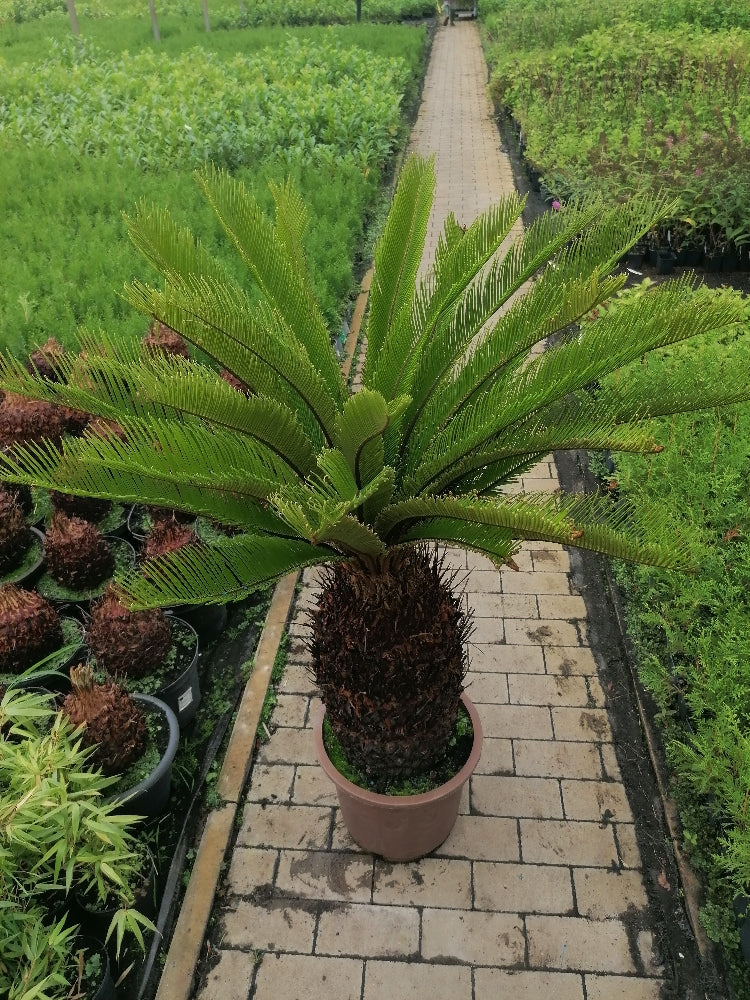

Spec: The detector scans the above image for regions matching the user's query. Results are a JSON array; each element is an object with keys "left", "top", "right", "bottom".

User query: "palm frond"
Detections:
[
  {"left": 377, "top": 492, "right": 694, "bottom": 569},
  {"left": 196, "top": 166, "right": 345, "bottom": 408},
  {"left": 117, "top": 534, "right": 341, "bottom": 609},
  {"left": 0, "top": 420, "right": 296, "bottom": 531},
  {"left": 124, "top": 274, "right": 338, "bottom": 447},
  {"left": 407, "top": 276, "right": 741, "bottom": 496},
  {"left": 363, "top": 155, "right": 434, "bottom": 380}
]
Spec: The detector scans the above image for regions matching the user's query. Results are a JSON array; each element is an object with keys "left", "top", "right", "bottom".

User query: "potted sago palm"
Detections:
[{"left": 0, "top": 155, "right": 748, "bottom": 858}]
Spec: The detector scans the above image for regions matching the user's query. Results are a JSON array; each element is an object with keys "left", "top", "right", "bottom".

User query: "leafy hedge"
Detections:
[
  {"left": 1, "top": 0, "right": 435, "bottom": 25},
  {"left": 481, "top": 0, "right": 750, "bottom": 250},
  {"left": 0, "top": 35, "right": 409, "bottom": 171},
  {"left": 595, "top": 286, "right": 750, "bottom": 989}
]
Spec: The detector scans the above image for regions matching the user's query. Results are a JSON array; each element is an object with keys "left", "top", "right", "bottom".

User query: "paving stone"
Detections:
[
  {"left": 253, "top": 954, "right": 362, "bottom": 1000},
  {"left": 552, "top": 708, "right": 613, "bottom": 742},
  {"left": 475, "top": 703, "right": 553, "bottom": 739},
  {"left": 194, "top": 948, "right": 257, "bottom": 1000},
  {"left": 226, "top": 847, "right": 277, "bottom": 896},
  {"left": 463, "top": 569, "right": 504, "bottom": 593},
  {"left": 237, "top": 804, "right": 331, "bottom": 851},
  {"left": 473, "top": 775, "right": 563, "bottom": 818},
  {"left": 464, "top": 671, "right": 509, "bottom": 704},
  {"left": 508, "top": 674, "right": 591, "bottom": 707},
  {"left": 585, "top": 975, "right": 663, "bottom": 1000},
  {"left": 373, "top": 857, "right": 472, "bottom": 909},
  {"left": 221, "top": 899, "right": 316, "bottom": 952},
  {"left": 467, "top": 643, "right": 546, "bottom": 673},
  {"left": 474, "top": 969, "right": 584, "bottom": 1000},
  {"left": 304, "top": 696, "right": 323, "bottom": 729},
  {"left": 245, "top": 764, "right": 295, "bottom": 804},
  {"left": 561, "top": 780, "right": 633, "bottom": 823},
  {"left": 256, "top": 727, "right": 319, "bottom": 765},
  {"left": 468, "top": 592, "right": 539, "bottom": 618},
  {"left": 434, "top": 815, "right": 520, "bottom": 861},
  {"left": 503, "top": 572, "right": 571, "bottom": 595},
  {"left": 526, "top": 915, "right": 636, "bottom": 973},
  {"left": 292, "top": 765, "right": 339, "bottom": 806},
  {"left": 279, "top": 664, "right": 318, "bottom": 696},
  {"left": 505, "top": 619, "right": 581, "bottom": 646},
  {"left": 316, "top": 903, "right": 419, "bottom": 958},
  {"left": 514, "top": 739, "right": 604, "bottom": 779},
  {"left": 474, "top": 861, "right": 574, "bottom": 914},
  {"left": 532, "top": 549, "right": 571, "bottom": 572},
  {"left": 544, "top": 645, "right": 598, "bottom": 675},
  {"left": 520, "top": 819, "right": 619, "bottom": 868},
  {"left": 275, "top": 850, "right": 373, "bottom": 902},
  {"left": 600, "top": 743, "right": 623, "bottom": 781},
  {"left": 573, "top": 868, "right": 650, "bottom": 919},
  {"left": 637, "top": 930, "right": 662, "bottom": 975},
  {"left": 537, "top": 595, "right": 588, "bottom": 619},
  {"left": 472, "top": 617, "right": 506, "bottom": 643},
  {"left": 473, "top": 737, "right": 514, "bottom": 775},
  {"left": 615, "top": 823, "right": 644, "bottom": 869},
  {"left": 587, "top": 676, "right": 606, "bottom": 707},
  {"left": 273, "top": 693, "right": 310, "bottom": 728},
  {"left": 331, "top": 812, "right": 371, "bottom": 853},
  {"left": 466, "top": 550, "right": 499, "bottom": 571},
  {"left": 421, "top": 908, "right": 525, "bottom": 965},
  {"left": 364, "top": 960, "right": 471, "bottom": 999}
]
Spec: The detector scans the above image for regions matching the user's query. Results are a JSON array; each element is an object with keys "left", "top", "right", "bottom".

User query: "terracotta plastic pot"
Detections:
[{"left": 314, "top": 693, "right": 483, "bottom": 862}]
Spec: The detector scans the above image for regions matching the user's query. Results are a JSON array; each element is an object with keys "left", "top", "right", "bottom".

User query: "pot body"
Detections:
[
  {"left": 111, "top": 694, "right": 179, "bottom": 816},
  {"left": 314, "top": 693, "right": 482, "bottom": 862},
  {"left": 158, "top": 617, "right": 201, "bottom": 726}
]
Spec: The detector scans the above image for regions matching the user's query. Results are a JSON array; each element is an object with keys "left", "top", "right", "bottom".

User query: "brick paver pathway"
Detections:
[{"left": 197, "top": 22, "right": 664, "bottom": 1000}]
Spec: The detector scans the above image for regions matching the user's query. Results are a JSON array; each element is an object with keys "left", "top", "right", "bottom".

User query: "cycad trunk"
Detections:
[{"left": 309, "top": 547, "right": 471, "bottom": 780}]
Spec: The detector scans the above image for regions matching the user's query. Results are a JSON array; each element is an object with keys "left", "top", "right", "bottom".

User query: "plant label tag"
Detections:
[{"left": 178, "top": 689, "right": 193, "bottom": 711}]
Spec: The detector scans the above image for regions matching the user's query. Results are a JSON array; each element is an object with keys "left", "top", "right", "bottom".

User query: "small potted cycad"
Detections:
[{"left": 1, "top": 156, "right": 748, "bottom": 858}]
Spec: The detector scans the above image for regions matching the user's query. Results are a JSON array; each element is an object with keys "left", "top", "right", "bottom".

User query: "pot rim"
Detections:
[{"left": 314, "top": 692, "right": 483, "bottom": 809}]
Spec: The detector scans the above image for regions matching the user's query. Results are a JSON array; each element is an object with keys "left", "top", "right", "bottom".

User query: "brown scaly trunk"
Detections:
[{"left": 308, "top": 546, "right": 471, "bottom": 780}]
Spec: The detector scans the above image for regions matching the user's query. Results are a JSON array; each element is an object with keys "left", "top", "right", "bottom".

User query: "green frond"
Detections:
[
  {"left": 366, "top": 192, "right": 526, "bottom": 403},
  {"left": 364, "top": 155, "right": 435, "bottom": 380},
  {"left": 269, "top": 177, "right": 311, "bottom": 282},
  {"left": 396, "top": 518, "right": 518, "bottom": 567},
  {"left": 124, "top": 201, "right": 231, "bottom": 288},
  {"left": 196, "top": 166, "right": 345, "bottom": 408},
  {"left": 316, "top": 515, "right": 387, "bottom": 556},
  {"left": 375, "top": 492, "right": 694, "bottom": 569},
  {"left": 117, "top": 535, "right": 341, "bottom": 609},
  {"left": 406, "top": 276, "right": 741, "bottom": 496},
  {"left": 124, "top": 274, "right": 338, "bottom": 447},
  {"left": 0, "top": 420, "right": 296, "bottom": 531}
]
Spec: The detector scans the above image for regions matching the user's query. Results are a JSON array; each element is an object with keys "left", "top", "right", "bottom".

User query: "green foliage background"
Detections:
[
  {"left": 480, "top": 0, "right": 750, "bottom": 247},
  {"left": 0, "top": 21, "right": 428, "bottom": 357}
]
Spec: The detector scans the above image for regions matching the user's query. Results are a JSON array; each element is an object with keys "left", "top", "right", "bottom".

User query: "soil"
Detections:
[{"left": 495, "top": 109, "right": 744, "bottom": 998}]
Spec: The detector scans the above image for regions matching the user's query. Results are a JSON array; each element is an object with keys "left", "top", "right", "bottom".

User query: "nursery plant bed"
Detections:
[{"left": 113, "top": 595, "right": 267, "bottom": 1000}]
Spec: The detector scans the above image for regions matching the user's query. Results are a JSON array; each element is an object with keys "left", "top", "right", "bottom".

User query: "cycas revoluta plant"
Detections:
[{"left": 0, "top": 155, "right": 748, "bottom": 781}]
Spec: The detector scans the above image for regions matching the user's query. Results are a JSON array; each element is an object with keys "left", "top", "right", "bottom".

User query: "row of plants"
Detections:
[
  {"left": 0, "top": 0, "right": 434, "bottom": 26},
  {"left": 0, "top": 23, "right": 428, "bottom": 357},
  {"left": 480, "top": 0, "right": 750, "bottom": 258},
  {"left": 0, "top": 35, "right": 410, "bottom": 171},
  {"left": 1, "top": 328, "right": 270, "bottom": 999},
  {"left": 583, "top": 282, "right": 750, "bottom": 991}
]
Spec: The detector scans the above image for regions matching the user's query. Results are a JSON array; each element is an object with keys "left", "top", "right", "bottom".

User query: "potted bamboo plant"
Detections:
[{"left": 0, "top": 156, "right": 748, "bottom": 859}]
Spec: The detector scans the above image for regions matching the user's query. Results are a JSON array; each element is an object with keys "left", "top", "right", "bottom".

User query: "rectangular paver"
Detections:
[
  {"left": 520, "top": 819, "right": 619, "bottom": 868},
  {"left": 526, "top": 915, "right": 636, "bottom": 973},
  {"left": 221, "top": 900, "right": 316, "bottom": 952},
  {"left": 474, "top": 861, "right": 574, "bottom": 914},
  {"left": 514, "top": 739, "right": 605, "bottom": 779},
  {"left": 475, "top": 969, "right": 584, "bottom": 1000},
  {"left": 364, "top": 961, "right": 471, "bottom": 999},
  {"left": 508, "top": 674, "right": 591, "bottom": 707},
  {"left": 237, "top": 804, "right": 331, "bottom": 850},
  {"left": 253, "top": 954, "right": 362, "bottom": 1000},
  {"left": 434, "top": 815, "right": 520, "bottom": 862},
  {"left": 561, "top": 779, "right": 633, "bottom": 822},
  {"left": 373, "top": 858, "right": 472, "bottom": 909},
  {"left": 472, "top": 775, "right": 563, "bottom": 818},
  {"left": 421, "top": 909, "right": 525, "bottom": 966},
  {"left": 573, "top": 868, "right": 650, "bottom": 919},
  {"left": 316, "top": 903, "right": 419, "bottom": 958},
  {"left": 275, "top": 850, "right": 373, "bottom": 902},
  {"left": 468, "top": 643, "right": 546, "bottom": 673}
]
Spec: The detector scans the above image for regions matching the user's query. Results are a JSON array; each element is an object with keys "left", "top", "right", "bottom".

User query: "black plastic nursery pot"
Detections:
[
  {"left": 158, "top": 616, "right": 201, "bottom": 726},
  {"left": 111, "top": 694, "right": 180, "bottom": 818},
  {"left": 72, "top": 936, "right": 116, "bottom": 1000},
  {"left": 1, "top": 525, "right": 45, "bottom": 587}
]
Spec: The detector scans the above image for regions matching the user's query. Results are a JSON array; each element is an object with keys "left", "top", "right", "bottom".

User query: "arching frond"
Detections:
[
  {"left": 197, "top": 166, "right": 345, "bottom": 408},
  {"left": 117, "top": 535, "right": 342, "bottom": 609}
]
